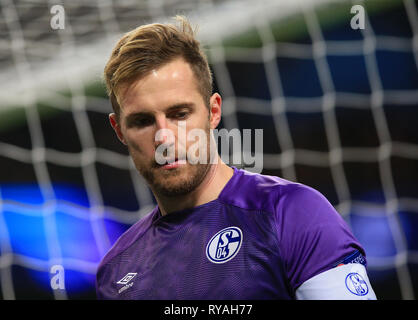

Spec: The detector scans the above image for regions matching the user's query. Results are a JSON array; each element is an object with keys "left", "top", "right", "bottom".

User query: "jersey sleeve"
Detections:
[
  {"left": 274, "top": 184, "right": 366, "bottom": 291},
  {"left": 295, "top": 263, "right": 377, "bottom": 300}
]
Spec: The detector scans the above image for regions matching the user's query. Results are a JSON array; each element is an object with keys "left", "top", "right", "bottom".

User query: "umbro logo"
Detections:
[
  {"left": 117, "top": 272, "right": 137, "bottom": 285},
  {"left": 117, "top": 272, "right": 137, "bottom": 294}
]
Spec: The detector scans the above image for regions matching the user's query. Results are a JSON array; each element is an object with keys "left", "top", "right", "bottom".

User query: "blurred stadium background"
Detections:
[{"left": 0, "top": 0, "right": 417, "bottom": 300}]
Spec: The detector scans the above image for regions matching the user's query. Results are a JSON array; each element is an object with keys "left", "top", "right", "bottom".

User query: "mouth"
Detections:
[{"left": 158, "top": 157, "right": 187, "bottom": 170}]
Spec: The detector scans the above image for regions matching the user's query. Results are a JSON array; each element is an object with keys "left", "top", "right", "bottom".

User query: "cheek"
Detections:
[
  {"left": 182, "top": 122, "right": 211, "bottom": 151},
  {"left": 125, "top": 131, "right": 155, "bottom": 157}
]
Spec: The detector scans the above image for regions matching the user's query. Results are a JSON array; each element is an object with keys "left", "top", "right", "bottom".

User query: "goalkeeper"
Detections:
[{"left": 96, "top": 16, "right": 376, "bottom": 300}]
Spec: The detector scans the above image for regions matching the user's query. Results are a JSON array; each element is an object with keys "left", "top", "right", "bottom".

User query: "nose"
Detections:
[
  {"left": 155, "top": 114, "right": 168, "bottom": 131},
  {"left": 154, "top": 114, "right": 174, "bottom": 148}
]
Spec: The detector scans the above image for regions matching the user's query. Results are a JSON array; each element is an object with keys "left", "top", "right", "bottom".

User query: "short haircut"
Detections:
[{"left": 103, "top": 15, "right": 213, "bottom": 122}]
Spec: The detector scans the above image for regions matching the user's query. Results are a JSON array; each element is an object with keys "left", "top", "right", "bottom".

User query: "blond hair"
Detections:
[{"left": 104, "top": 16, "right": 213, "bottom": 121}]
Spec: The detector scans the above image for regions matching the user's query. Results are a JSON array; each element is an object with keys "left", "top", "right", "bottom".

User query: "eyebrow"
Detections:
[{"left": 124, "top": 103, "right": 195, "bottom": 127}]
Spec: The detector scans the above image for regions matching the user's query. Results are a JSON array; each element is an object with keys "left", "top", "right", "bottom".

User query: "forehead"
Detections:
[{"left": 119, "top": 58, "right": 202, "bottom": 115}]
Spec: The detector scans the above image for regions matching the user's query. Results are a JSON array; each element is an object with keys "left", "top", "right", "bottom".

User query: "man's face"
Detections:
[{"left": 112, "top": 58, "right": 219, "bottom": 197}]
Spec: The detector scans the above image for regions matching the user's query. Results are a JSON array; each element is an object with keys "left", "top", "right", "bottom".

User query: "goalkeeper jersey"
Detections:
[{"left": 96, "top": 166, "right": 366, "bottom": 299}]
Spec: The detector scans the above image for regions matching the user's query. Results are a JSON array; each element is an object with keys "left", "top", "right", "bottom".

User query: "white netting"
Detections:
[{"left": 0, "top": 0, "right": 417, "bottom": 299}]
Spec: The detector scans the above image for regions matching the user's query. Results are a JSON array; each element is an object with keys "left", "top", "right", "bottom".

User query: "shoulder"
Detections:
[
  {"left": 222, "top": 168, "right": 364, "bottom": 289},
  {"left": 97, "top": 207, "right": 158, "bottom": 269},
  {"left": 219, "top": 167, "right": 316, "bottom": 214}
]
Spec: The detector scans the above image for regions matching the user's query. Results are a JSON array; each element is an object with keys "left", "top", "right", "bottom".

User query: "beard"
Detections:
[
  {"left": 131, "top": 122, "right": 214, "bottom": 197},
  {"left": 141, "top": 161, "right": 210, "bottom": 197}
]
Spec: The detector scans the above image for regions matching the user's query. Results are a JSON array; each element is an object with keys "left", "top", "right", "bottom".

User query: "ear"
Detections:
[
  {"left": 109, "top": 113, "right": 127, "bottom": 145},
  {"left": 209, "top": 93, "right": 222, "bottom": 129}
]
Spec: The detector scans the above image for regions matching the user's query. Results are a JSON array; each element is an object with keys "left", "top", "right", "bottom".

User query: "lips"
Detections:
[{"left": 158, "top": 157, "right": 187, "bottom": 169}]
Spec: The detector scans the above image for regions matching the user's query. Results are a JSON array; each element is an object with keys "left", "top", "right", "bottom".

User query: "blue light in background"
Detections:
[
  {"left": 3, "top": 208, "right": 50, "bottom": 260},
  {"left": 349, "top": 208, "right": 398, "bottom": 258},
  {"left": 0, "top": 183, "right": 131, "bottom": 296},
  {"left": 1, "top": 183, "right": 44, "bottom": 205}
]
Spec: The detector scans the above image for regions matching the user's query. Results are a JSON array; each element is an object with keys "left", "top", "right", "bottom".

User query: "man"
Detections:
[{"left": 96, "top": 16, "right": 376, "bottom": 300}]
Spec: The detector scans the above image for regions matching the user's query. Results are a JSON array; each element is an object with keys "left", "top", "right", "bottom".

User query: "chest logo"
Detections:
[{"left": 206, "top": 226, "right": 243, "bottom": 264}]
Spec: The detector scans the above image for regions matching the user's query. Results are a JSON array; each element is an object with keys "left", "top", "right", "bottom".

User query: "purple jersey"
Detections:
[{"left": 96, "top": 167, "right": 365, "bottom": 299}]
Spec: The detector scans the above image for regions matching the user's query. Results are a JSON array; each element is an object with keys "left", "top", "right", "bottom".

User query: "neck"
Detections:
[{"left": 155, "top": 157, "right": 234, "bottom": 215}]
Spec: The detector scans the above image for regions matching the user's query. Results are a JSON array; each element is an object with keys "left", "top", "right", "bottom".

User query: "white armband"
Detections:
[{"left": 295, "top": 263, "right": 377, "bottom": 300}]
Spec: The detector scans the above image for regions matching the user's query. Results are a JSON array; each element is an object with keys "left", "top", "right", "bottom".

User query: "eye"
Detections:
[
  {"left": 133, "top": 117, "right": 154, "bottom": 128},
  {"left": 176, "top": 111, "right": 188, "bottom": 119},
  {"left": 170, "top": 110, "right": 189, "bottom": 120}
]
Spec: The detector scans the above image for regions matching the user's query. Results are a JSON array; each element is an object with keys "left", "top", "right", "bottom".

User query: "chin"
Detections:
[
  {"left": 150, "top": 163, "right": 208, "bottom": 197},
  {"left": 153, "top": 176, "right": 195, "bottom": 197}
]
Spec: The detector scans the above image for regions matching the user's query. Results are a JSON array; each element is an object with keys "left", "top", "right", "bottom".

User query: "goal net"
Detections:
[{"left": 0, "top": 0, "right": 417, "bottom": 300}]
